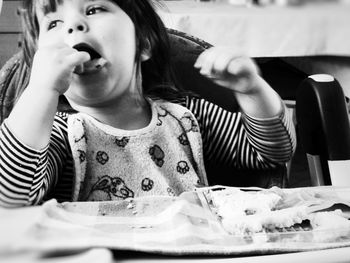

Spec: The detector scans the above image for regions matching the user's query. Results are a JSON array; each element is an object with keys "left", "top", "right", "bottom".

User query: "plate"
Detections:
[{"left": 199, "top": 186, "right": 350, "bottom": 243}]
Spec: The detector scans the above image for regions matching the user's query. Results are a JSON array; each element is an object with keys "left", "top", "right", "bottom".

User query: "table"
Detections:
[
  {"left": 2, "top": 186, "right": 350, "bottom": 263},
  {"left": 115, "top": 247, "right": 350, "bottom": 262},
  {"left": 159, "top": 1, "right": 350, "bottom": 57},
  {"left": 159, "top": 1, "right": 350, "bottom": 97},
  {"left": 4, "top": 247, "right": 350, "bottom": 262}
]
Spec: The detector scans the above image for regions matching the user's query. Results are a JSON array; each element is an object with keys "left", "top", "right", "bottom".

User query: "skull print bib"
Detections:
[{"left": 67, "top": 99, "right": 208, "bottom": 201}]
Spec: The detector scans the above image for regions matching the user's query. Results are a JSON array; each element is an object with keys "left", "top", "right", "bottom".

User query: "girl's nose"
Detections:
[{"left": 67, "top": 20, "right": 88, "bottom": 34}]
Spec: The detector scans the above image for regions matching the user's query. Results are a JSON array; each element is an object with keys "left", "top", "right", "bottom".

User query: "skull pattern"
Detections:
[
  {"left": 114, "top": 136, "right": 130, "bottom": 148},
  {"left": 78, "top": 150, "right": 86, "bottom": 163},
  {"left": 178, "top": 133, "right": 189, "bottom": 145},
  {"left": 167, "top": 187, "right": 176, "bottom": 196},
  {"left": 149, "top": 145, "right": 165, "bottom": 167},
  {"left": 96, "top": 151, "right": 109, "bottom": 165},
  {"left": 156, "top": 107, "right": 168, "bottom": 126},
  {"left": 176, "top": 160, "right": 190, "bottom": 174},
  {"left": 141, "top": 178, "right": 154, "bottom": 191},
  {"left": 88, "top": 175, "right": 134, "bottom": 201},
  {"left": 180, "top": 112, "right": 199, "bottom": 133}
]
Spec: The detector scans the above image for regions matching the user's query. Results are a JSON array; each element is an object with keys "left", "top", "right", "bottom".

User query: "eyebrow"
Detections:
[
  {"left": 39, "top": 0, "right": 62, "bottom": 16},
  {"left": 86, "top": 0, "right": 114, "bottom": 4},
  {"left": 40, "top": 0, "right": 111, "bottom": 16}
]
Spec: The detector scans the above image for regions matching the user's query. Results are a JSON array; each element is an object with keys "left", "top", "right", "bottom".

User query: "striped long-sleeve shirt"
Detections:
[{"left": 0, "top": 97, "right": 296, "bottom": 207}]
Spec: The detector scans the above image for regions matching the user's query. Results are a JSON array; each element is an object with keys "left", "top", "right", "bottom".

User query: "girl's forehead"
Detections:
[
  {"left": 35, "top": 0, "right": 66, "bottom": 16},
  {"left": 35, "top": 0, "right": 62, "bottom": 12},
  {"left": 36, "top": 0, "right": 114, "bottom": 15}
]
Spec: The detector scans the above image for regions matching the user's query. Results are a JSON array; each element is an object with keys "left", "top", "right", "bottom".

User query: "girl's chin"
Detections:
[{"left": 65, "top": 95, "right": 111, "bottom": 108}]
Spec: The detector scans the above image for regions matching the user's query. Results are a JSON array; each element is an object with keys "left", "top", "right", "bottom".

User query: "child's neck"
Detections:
[{"left": 73, "top": 97, "right": 152, "bottom": 130}]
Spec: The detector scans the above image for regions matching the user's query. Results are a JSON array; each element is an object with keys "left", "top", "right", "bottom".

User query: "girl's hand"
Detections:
[
  {"left": 29, "top": 43, "right": 90, "bottom": 95},
  {"left": 194, "top": 47, "right": 283, "bottom": 118},
  {"left": 194, "top": 47, "right": 261, "bottom": 95}
]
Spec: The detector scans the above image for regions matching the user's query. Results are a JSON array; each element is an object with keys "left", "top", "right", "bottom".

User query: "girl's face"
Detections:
[{"left": 35, "top": 0, "right": 139, "bottom": 107}]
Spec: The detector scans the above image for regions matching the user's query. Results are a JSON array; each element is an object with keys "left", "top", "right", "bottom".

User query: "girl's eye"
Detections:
[
  {"left": 48, "top": 20, "right": 61, "bottom": 31},
  {"left": 86, "top": 6, "right": 106, "bottom": 16}
]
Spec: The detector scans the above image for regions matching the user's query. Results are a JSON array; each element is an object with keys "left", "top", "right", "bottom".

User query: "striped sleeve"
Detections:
[
  {"left": 185, "top": 97, "right": 296, "bottom": 169},
  {"left": 0, "top": 114, "right": 70, "bottom": 207}
]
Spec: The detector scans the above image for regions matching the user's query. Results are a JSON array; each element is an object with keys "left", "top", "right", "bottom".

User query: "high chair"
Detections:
[
  {"left": 296, "top": 74, "right": 350, "bottom": 186},
  {"left": 0, "top": 29, "right": 307, "bottom": 188}
]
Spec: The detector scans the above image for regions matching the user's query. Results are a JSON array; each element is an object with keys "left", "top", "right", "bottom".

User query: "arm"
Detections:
[
  {"left": 0, "top": 43, "right": 89, "bottom": 207},
  {"left": 194, "top": 47, "right": 282, "bottom": 119},
  {"left": 0, "top": 115, "right": 70, "bottom": 207},
  {"left": 187, "top": 97, "right": 295, "bottom": 169},
  {"left": 6, "top": 43, "right": 89, "bottom": 149},
  {"left": 192, "top": 47, "right": 296, "bottom": 167}
]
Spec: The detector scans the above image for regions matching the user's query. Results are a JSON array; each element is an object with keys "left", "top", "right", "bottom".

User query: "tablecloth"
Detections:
[
  {"left": 1, "top": 186, "right": 350, "bottom": 257},
  {"left": 159, "top": 1, "right": 350, "bottom": 57}
]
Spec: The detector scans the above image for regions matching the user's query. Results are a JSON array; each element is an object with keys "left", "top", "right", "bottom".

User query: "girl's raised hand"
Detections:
[
  {"left": 194, "top": 47, "right": 261, "bottom": 95},
  {"left": 195, "top": 47, "right": 283, "bottom": 118},
  {"left": 29, "top": 43, "right": 90, "bottom": 95}
]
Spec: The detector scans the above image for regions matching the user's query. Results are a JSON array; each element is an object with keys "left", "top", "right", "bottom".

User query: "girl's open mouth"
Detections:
[{"left": 72, "top": 43, "right": 107, "bottom": 75}]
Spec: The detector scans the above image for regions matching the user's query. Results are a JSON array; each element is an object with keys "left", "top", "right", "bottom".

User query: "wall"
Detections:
[{"left": 0, "top": 0, "right": 21, "bottom": 67}]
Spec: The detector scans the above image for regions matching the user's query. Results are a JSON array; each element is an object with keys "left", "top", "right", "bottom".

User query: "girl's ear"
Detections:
[{"left": 141, "top": 39, "right": 152, "bottom": 62}]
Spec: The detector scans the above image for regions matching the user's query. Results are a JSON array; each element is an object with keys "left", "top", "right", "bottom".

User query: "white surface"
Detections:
[
  {"left": 159, "top": 1, "right": 350, "bottom": 57},
  {"left": 1, "top": 187, "right": 350, "bottom": 262},
  {"left": 329, "top": 160, "right": 350, "bottom": 186},
  {"left": 309, "top": 74, "right": 335, "bottom": 83},
  {"left": 115, "top": 247, "right": 350, "bottom": 262},
  {"left": 160, "top": 1, "right": 350, "bottom": 98},
  {"left": 307, "top": 154, "right": 325, "bottom": 186}
]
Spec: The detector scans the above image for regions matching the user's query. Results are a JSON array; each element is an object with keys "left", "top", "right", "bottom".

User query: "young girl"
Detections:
[{"left": 0, "top": 0, "right": 295, "bottom": 207}]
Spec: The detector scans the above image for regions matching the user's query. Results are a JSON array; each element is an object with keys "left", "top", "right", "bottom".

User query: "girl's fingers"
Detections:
[
  {"left": 39, "top": 42, "right": 90, "bottom": 67},
  {"left": 195, "top": 47, "right": 260, "bottom": 92},
  {"left": 194, "top": 48, "right": 217, "bottom": 75},
  {"left": 211, "top": 51, "right": 237, "bottom": 75},
  {"left": 227, "top": 57, "right": 258, "bottom": 76},
  {"left": 66, "top": 50, "right": 91, "bottom": 68},
  {"left": 227, "top": 58, "right": 246, "bottom": 76},
  {"left": 194, "top": 48, "right": 210, "bottom": 68},
  {"left": 195, "top": 47, "right": 247, "bottom": 77},
  {"left": 193, "top": 47, "right": 263, "bottom": 93}
]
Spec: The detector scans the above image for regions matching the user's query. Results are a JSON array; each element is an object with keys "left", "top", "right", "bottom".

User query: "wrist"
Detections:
[
  {"left": 26, "top": 82, "right": 61, "bottom": 99},
  {"left": 243, "top": 75, "right": 267, "bottom": 96},
  {"left": 235, "top": 77, "right": 283, "bottom": 118},
  {"left": 7, "top": 84, "right": 60, "bottom": 149}
]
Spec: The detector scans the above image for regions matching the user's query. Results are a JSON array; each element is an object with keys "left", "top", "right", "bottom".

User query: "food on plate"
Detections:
[
  {"left": 310, "top": 209, "right": 350, "bottom": 230},
  {"left": 208, "top": 187, "right": 350, "bottom": 236}
]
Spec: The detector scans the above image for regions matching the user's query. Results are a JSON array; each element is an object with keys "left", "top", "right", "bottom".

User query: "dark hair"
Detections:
[{"left": 19, "top": 0, "right": 187, "bottom": 101}]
